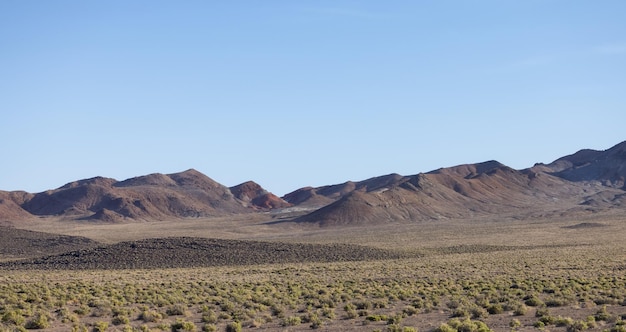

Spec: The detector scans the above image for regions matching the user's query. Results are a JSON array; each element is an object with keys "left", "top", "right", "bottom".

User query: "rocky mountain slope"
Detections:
[
  {"left": 291, "top": 142, "right": 626, "bottom": 226},
  {"left": 1, "top": 141, "right": 625, "bottom": 226},
  {"left": 0, "top": 169, "right": 289, "bottom": 222}
]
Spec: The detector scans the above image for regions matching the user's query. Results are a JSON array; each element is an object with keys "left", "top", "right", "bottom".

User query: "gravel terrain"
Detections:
[{"left": 0, "top": 236, "right": 405, "bottom": 270}]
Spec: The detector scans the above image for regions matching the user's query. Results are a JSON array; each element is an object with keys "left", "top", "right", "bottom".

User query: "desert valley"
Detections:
[{"left": 1, "top": 141, "right": 625, "bottom": 332}]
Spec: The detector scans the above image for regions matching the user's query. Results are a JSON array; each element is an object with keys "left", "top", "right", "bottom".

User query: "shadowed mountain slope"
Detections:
[
  {"left": 534, "top": 140, "right": 626, "bottom": 188},
  {"left": 0, "top": 191, "right": 34, "bottom": 223}
]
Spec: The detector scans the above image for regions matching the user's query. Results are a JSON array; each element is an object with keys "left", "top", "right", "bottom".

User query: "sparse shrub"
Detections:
[
  {"left": 111, "top": 315, "right": 129, "bottom": 325},
  {"left": 2, "top": 310, "right": 25, "bottom": 325},
  {"left": 434, "top": 323, "right": 456, "bottom": 332},
  {"left": 555, "top": 316, "right": 574, "bottom": 327},
  {"left": 281, "top": 315, "right": 301, "bottom": 326},
  {"left": 139, "top": 310, "right": 162, "bottom": 323},
  {"left": 513, "top": 303, "right": 528, "bottom": 316},
  {"left": 608, "top": 325, "right": 626, "bottom": 332},
  {"left": 225, "top": 321, "right": 241, "bottom": 332},
  {"left": 387, "top": 313, "right": 403, "bottom": 325},
  {"left": 524, "top": 295, "right": 543, "bottom": 307},
  {"left": 202, "top": 324, "right": 216, "bottom": 332},
  {"left": 74, "top": 305, "right": 90, "bottom": 316},
  {"left": 510, "top": 318, "right": 521, "bottom": 328},
  {"left": 487, "top": 304, "right": 503, "bottom": 314},
  {"left": 309, "top": 314, "right": 323, "bottom": 329},
  {"left": 470, "top": 306, "right": 488, "bottom": 319},
  {"left": 403, "top": 305, "right": 419, "bottom": 316},
  {"left": 451, "top": 307, "right": 470, "bottom": 318},
  {"left": 24, "top": 312, "right": 50, "bottom": 329},
  {"left": 91, "top": 321, "right": 109, "bottom": 332},
  {"left": 567, "top": 320, "right": 588, "bottom": 332},
  {"left": 595, "top": 305, "right": 611, "bottom": 321},
  {"left": 386, "top": 324, "right": 402, "bottom": 332},
  {"left": 166, "top": 304, "right": 188, "bottom": 316},
  {"left": 170, "top": 318, "right": 196, "bottom": 331},
  {"left": 201, "top": 311, "right": 217, "bottom": 323}
]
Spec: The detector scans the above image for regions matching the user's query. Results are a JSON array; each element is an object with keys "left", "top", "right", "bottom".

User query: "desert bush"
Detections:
[
  {"left": 524, "top": 295, "right": 543, "bottom": 307},
  {"left": 24, "top": 311, "right": 50, "bottom": 329},
  {"left": 595, "top": 305, "right": 611, "bottom": 321},
  {"left": 2, "top": 310, "right": 25, "bottom": 325},
  {"left": 567, "top": 320, "right": 588, "bottom": 332},
  {"left": 170, "top": 319, "right": 196, "bottom": 331},
  {"left": 434, "top": 323, "right": 456, "bottom": 332},
  {"left": 167, "top": 304, "right": 189, "bottom": 316},
  {"left": 91, "top": 321, "right": 109, "bottom": 332},
  {"left": 512, "top": 303, "right": 528, "bottom": 316},
  {"left": 281, "top": 315, "right": 301, "bottom": 326},
  {"left": 139, "top": 309, "right": 162, "bottom": 323},
  {"left": 225, "top": 321, "right": 241, "bottom": 332},
  {"left": 201, "top": 324, "right": 216, "bottom": 332},
  {"left": 200, "top": 311, "right": 217, "bottom": 323},
  {"left": 111, "top": 315, "right": 130, "bottom": 325}
]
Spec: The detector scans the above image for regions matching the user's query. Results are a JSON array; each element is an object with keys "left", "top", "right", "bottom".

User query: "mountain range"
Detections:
[{"left": 1, "top": 141, "right": 625, "bottom": 226}]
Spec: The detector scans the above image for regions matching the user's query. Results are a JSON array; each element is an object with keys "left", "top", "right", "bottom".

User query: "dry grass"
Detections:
[{"left": 1, "top": 213, "right": 626, "bottom": 331}]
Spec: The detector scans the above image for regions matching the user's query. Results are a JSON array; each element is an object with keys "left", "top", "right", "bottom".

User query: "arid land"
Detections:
[
  {"left": 1, "top": 141, "right": 626, "bottom": 331},
  {"left": 1, "top": 210, "right": 625, "bottom": 332}
]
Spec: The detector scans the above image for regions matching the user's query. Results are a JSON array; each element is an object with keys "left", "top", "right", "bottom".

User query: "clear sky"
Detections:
[{"left": 1, "top": 1, "right": 625, "bottom": 196}]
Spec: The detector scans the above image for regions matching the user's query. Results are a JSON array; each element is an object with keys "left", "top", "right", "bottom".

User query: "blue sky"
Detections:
[{"left": 1, "top": 1, "right": 625, "bottom": 196}]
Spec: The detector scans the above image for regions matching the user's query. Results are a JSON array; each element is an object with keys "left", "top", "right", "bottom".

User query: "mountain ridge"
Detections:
[{"left": 1, "top": 141, "right": 625, "bottom": 225}]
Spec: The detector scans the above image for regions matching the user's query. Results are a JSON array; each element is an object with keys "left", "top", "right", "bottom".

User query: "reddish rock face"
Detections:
[{"left": 229, "top": 181, "right": 291, "bottom": 210}]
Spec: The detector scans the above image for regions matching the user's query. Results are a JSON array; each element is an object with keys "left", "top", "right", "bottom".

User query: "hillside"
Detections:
[
  {"left": 0, "top": 169, "right": 285, "bottom": 222},
  {"left": 1, "top": 141, "right": 625, "bottom": 226},
  {"left": 292, "top": 142, "right": 626, "bottom": 226},
  {"left": 535, "top": 140, "right": 626, "bottom": 188}
]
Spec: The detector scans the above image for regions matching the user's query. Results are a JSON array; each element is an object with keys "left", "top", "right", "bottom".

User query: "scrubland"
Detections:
[{"left": 1, "top": 214, "right": 625, "bottom": 332}]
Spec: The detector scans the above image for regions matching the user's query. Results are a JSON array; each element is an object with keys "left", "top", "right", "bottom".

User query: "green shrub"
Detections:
[
  {"left": 225, "top": 321, "right": 242, "bottom": 332},
  {"left": 201, "top": 324, "right": 217, "bottom": 332},
  {"left": 487, "top": 304, "right": 503, "bottom": 314},
  {"left": 139, "top": 310, "right": 162, "bottom": 323},
  {"left": 92, "top": 321, "right": 109, "bottom": 332},
  {"left": 434, "top": 323, "right": 456, "bottom": 332},
  {"left": 24, "top": 312, "right": 50, "bottom": 329},
  {"left": 170, "top": 319, "right": 196, "bottom": 331},
  {"left": 2, "top": 310, "right": 25, "bottom": 325},
  {"left": 111, "top": 315, "right": 130, "bottom": 325},
  {"left": 281, "top": 315, "right": 301, "bottom": 326},
  {"left": 166, "top": 304, "right": 189, "bottom": 316}
]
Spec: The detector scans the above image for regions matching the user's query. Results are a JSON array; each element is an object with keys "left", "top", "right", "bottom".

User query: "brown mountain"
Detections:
[
  {"left": 283, "top": 173, "right": 404, "bottom": 207},
  {"left": 292, "top": 141, "right": 626, "bottom": 226},
  {"left": 2, "top": 141, "right": 626, "bottom": 225},
  {"left": 4, "top": 169, "right": 282, "bottom": 222},
  {"left": 533, "top": 140, "right": 626, "bottom": 188},
  {"left": 0, "top": 191, "right": 34, "bottom": 223},
  {"left": 229, "top": 181, "right": 291, "bottom": 209}
]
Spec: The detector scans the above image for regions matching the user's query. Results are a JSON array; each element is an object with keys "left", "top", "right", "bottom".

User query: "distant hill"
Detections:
[
  {"left": 1, "top": 169, "right": 286, "bottom": 222},
  {"left": 291, "top": 142, "right": 626, "bottom": 226},
  {"left": 533, "top": 140, "right": 626, "bottom": 188},
  {"left": 229, "top": 181, "right": 291, "bottom": 209},
  {"left": 1, "top": 141, "right": 625, "bottom": 226}
]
